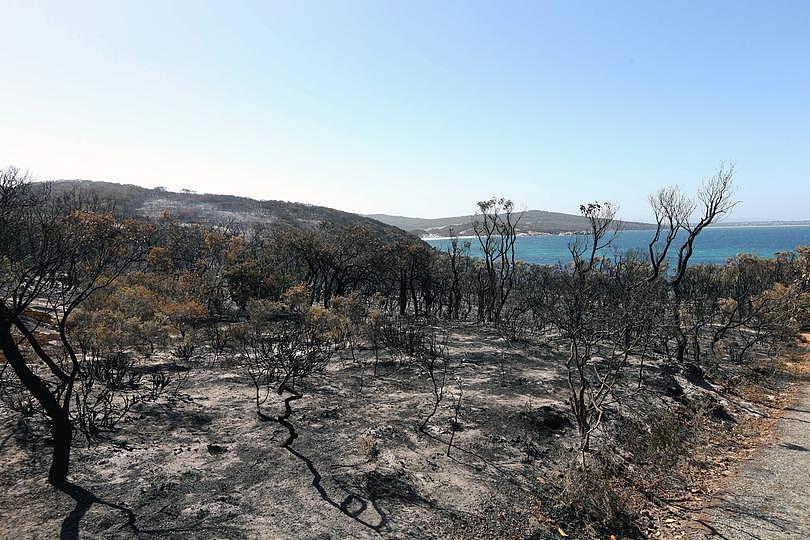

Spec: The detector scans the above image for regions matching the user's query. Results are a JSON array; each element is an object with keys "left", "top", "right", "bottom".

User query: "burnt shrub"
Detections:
[{"left": 558, "top": 462, "right": 638, "bottom": 537}]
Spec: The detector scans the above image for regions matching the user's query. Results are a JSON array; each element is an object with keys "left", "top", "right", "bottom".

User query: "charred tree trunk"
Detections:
[
  {"left": 0, "top": 323, "right": 73, "bottom": 485},
  {"left": 399, "top": 270, "right": 408, "bottom": 316},
  {"left": 49, "top": 413, "right": 73, "bottom": 485}
]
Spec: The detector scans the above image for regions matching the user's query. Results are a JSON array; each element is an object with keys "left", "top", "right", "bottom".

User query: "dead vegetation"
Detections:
[
  {"left": 2, "top": 165, "right": 810, "bottom": 538},
  {"left": 1, "top": 323, "right": 805, "bottom": 539}
]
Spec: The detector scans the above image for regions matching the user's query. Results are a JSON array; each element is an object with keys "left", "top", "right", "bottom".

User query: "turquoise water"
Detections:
[{"left": 425, "top": 226, "right": 810, "bottom": 266}]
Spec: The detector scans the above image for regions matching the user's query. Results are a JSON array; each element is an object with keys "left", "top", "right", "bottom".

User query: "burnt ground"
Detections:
[{"left": 0, "top": 324, "right": 802, "bottom": 539}]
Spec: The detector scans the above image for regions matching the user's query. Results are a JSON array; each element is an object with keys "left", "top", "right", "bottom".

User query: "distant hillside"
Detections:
[
  {"left": 42, "top": 180, "right": 419, "bottom": 243},
  {"left": 708, "top": 220, "right": 810, "bottom": 227},
  {"left": 366, "top": 210, "right": 654, "bottom": 238}
]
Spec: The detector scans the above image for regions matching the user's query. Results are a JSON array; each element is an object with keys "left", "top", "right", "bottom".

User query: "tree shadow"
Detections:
[
  {"left": 260, "top": 388, "right": 388, "bottom": 533},
  {"left": 57, "top": 481, "right": 137, "bottom": 540},
  {"left": 698, "top": 498, "right": 798, "bottom": 539},
  {"left": 779, "top": 414, "right": 810, "bottom": 425},
  {"left": 0, "top": 417, "right": 40, "bottom": 451},
  {"left": 693, "top": 517, "right": 735, "bottom": 539},
  {"left": 778, "top": 442, "right": 809, "bottom": 451},
  {"left": 420, "top": 428, "right": 536, "bottom": 491},
  {"left": 57, "top": 480, "right": 245, "bottom": 539}
]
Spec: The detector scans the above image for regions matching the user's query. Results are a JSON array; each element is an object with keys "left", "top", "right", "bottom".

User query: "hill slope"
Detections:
[
  {"left": 366, "top": 210, "right": 654, "bottom": 237},
  {"left": 43, "top": 180, "right": 419, "bottom": 243}
]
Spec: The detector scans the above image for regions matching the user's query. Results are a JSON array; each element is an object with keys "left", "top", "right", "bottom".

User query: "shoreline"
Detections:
[{"left": 422, "top": 223, "right": 810, "bottom": 241}]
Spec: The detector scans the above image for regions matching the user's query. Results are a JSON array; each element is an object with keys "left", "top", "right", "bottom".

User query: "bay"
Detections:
[{"left": 425, "top": 225, "right": 810, "bottom": 266}]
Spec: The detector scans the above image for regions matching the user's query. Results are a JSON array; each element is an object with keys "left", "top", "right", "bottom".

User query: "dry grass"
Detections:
[
  {"left": 558, "top": 463, "right": 637, "bottom": 537},
  {"left": 355, "top": 433, "right": 380, "bottom": 461}
]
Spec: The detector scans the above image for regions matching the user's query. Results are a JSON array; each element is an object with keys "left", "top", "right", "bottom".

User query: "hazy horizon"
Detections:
[
  {"left": 3, "top": 1, "right": 809, "bottom": 221},
  {"left": 27, "top": 176, "right": 809, "bottom": 225}
]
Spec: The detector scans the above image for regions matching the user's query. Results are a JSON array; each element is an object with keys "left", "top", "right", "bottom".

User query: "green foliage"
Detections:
[
  {"left": 225, "top": 258, "right": 284, "bottom": 310},
  {"left": 69, "top": 275, "right": 173, "bottom": 357}
]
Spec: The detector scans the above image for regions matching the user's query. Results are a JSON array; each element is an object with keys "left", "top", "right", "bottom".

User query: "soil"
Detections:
[
  {"left": 0, "top": 325, "right": 804, "bottom": 539},
  {"left": 0, "top": 325, "right": 575, "bottom": 539}
]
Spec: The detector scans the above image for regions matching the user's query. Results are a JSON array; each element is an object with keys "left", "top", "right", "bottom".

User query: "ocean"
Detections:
[{"left": 425, "top": 225, "right": 810, "bottom": 266}]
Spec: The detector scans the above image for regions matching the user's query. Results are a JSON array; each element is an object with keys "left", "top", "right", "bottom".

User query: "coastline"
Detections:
[
  {"left": 421, "top": 223, "right": 810, "bottom": 241},
  {"left": 422, "top": 231, "right": 584, "bottom": 241}
]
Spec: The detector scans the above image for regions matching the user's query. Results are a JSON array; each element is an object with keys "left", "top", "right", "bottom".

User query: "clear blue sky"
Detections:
[{"left": 2, "top": 1, "right": 808, "bottom": 221}]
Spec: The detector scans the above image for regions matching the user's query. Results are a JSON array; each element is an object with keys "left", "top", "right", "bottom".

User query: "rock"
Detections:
[
  {"left": 711, "top": 404, "right": 736, "bottom": 423},
  {"left": 683, "top": 362, "right": 707, "bottom": 385},
  {"left": 207, "top": 443, "right": 229, "bottom": 455}
]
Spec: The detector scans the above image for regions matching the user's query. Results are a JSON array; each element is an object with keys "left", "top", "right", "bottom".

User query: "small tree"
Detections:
[
  {"left": 160, "top": 298, "right": 207, "bottom": 339},
  {"left": 331, "top": 292, "right": 368, "bottom": 392},
  {"left": 416, "top": 331, "right": 451, "bottom": 432},
  {"left": 0, "top": 169, "right": 155, "bottom": 484},
  {"left": 550, "top": 202, "right": 653, "bottom": 466},
  {"left": 237, "top": 286, "right": 340, "bottom": 418},
  {"left": 365, "top": 293, "right": 386, "bottom": 376},
  {"left": 447, "top": 377, "right": 463, "bottom": 456},
  {"left": 446, "top": 230, "right": 472, "bottom": 320},
  {"left": 473, "top": 197, "right": 522, "bottom": 323},
  {"left": 646, "top": 164, "right": 737, "bottom": 366}
]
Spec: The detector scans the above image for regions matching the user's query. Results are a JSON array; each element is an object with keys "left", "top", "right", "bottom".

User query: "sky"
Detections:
[{"left": 1, "top": 1, "right": 808, "bottom": 221}]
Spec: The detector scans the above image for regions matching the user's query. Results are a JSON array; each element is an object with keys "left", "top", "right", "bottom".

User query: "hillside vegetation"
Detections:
[{"left": 44, "top": 180, "right": 418, "bottom": 244}]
